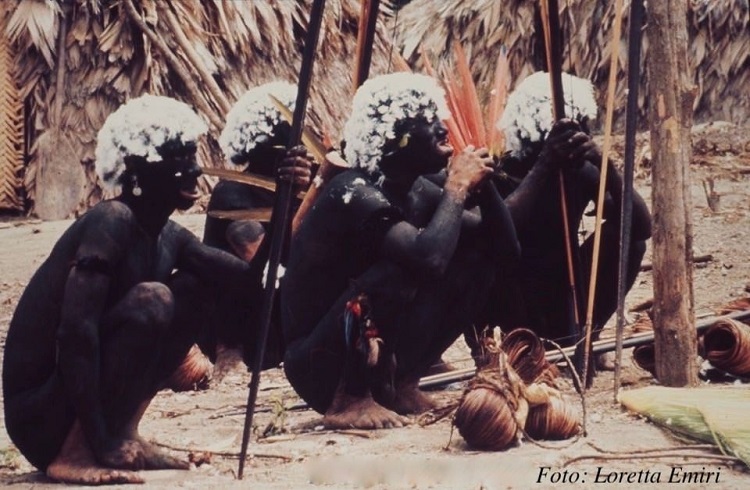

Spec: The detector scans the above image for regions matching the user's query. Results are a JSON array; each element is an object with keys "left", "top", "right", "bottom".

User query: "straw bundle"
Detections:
[
  {"left": 619, "top": 386, "right": 750, "bottom": 468},
  {"left": 165, "top": 343, "right": 213, "bottom": 392},
  {"left": 634, "top": 301, "right": 750, "bottom": 379},
  {"left": 453, "top": 329, "right": 580, "bottom": 451},
  {"left": 453, "top": 365, "right": 525, "bottom": 451},
  {"left": 701, "top": 318, "right": 750, "bottom": 377},
  {"left": 502, "top": 328, "right": 559, "bottom": 385},
  {"left": 525, "top": 390, "right": 581, "bottom": 440},
  {"left": 632, "top": 343, "right": 656, "bottom": 377}
]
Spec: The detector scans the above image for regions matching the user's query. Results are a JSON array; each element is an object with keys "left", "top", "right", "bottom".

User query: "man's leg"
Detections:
[
  {"left": 46, "top": 281, "right": 189, "bottom": 485},
  {"left": 284, "top": 263, "right": 414, "bottom": 429},
  {"left": 581, "top": 224, "right": 648, "bottom": 336},
  {"left": 383, "top": 249, "right": 497, "bottom": 414}
]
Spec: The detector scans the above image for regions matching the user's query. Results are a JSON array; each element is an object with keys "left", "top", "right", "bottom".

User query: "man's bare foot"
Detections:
[
  {"left": 46, "top": 423, "right": 144, "bottom": 485},
  {"left": 324, "top": 391, "right": 409, "bottom": 429},
  {"left": 133, "top": 437, "right": 189, "bottom": 470},
  {"left": 389, "top": 380, "right": 438, "bottom": 415}
]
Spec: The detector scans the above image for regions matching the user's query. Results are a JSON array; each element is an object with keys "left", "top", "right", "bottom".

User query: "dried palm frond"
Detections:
[
  {"left": 0, "top": 5, "right": 24, "bottom": 212},
  {"left": 619, "top": 386, "right": 750, "bottom": 468},
  {"left": 4, "top": 0, "right": 60, "bottom": 67}
]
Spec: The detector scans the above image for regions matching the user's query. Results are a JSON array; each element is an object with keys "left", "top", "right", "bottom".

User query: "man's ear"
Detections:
[{"left": 123, "top": 154, "right": 147, "bottom": 174}]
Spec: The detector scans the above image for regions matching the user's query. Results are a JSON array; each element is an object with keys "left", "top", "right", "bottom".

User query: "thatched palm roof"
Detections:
[
  {"left": 393, "top": 0, "right": 749, "bottom": 130},
  {"left": 1, "top": 0, "right": 397, "bottom": 219}
]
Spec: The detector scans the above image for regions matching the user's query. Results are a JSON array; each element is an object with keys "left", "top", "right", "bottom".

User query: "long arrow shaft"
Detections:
[
  {"left": 581, "top": 0, "right": 626, "bottom": 391},
  {"left": 540, "top": 0, "right": 584, "bottom": 346},
  {"left": 353, "top": 0, "right": 381, "bottom": 90},
  {"left": 614, "top": 0, "right": 645, "bottom": 398},
  {"left": 237, "top": 0, "right": 327, "bottom": 479}
]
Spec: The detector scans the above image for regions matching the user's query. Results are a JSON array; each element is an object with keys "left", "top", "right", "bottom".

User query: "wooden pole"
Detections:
[
  {"left": 237, "top": 0, "right": 328, "bottom": 478},
  {"left": 646, "top": 0, "right": 697, "bottom": 386}
]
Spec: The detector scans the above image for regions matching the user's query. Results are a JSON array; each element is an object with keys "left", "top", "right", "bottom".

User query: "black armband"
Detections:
[{"left": 73, "top": 256, "right": 113, "bottom": 276}]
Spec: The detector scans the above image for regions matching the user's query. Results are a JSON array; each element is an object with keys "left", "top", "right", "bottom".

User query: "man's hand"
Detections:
[
  {"left": 541, "top": 119, "right": 599, "bottom": 170},
  {"left": 278, "top": 145, "right": 314, "bottom": 189},
  {"left": 445, "top": 146, "right": 494, "bottom": 197}
]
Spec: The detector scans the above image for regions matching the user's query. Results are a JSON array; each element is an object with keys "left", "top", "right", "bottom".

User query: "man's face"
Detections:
[
  {"left": 404, "top": 119, "right": 454, "bottom": 175},
  {"left": 138, "top": 150, "right": 202, "bottom": 210}
]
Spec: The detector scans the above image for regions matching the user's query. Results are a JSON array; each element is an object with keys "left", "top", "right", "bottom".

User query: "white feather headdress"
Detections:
[
  {"left": 219, "top": 81, "right": 297, "bottom": 165},
  {"left": 498, "top": 72, "right": 597, "bottom": 158},
  {"left": 343, "top": 72, "right": 451, "bottom": 180},
  {"left": 95, "top": 95, "right": 207, "bottom": 191}
]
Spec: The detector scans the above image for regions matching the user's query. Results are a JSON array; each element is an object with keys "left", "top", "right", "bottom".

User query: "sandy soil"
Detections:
[{"left": 1, "top": 122, "right": 749, "bottom": 489}]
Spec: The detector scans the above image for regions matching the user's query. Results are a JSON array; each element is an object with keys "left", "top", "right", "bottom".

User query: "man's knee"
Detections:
[
  {"left": 128, "top": 282, "right": 174, "bottom": 330},
  {"left": 227, "top": 220, "right": 265, "bottom": 261}
]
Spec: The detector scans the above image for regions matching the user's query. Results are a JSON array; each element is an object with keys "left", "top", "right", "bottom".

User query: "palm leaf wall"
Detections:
[{"left": 1, "top": 0, "right": 396, "bottom": 219}]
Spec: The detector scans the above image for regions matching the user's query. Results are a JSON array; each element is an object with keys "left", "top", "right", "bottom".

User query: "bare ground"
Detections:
[{"left": 1, "top": 122, "right": 749, "bottom": 489}]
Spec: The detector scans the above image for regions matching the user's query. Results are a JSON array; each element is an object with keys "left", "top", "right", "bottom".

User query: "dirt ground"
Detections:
[{"left": 1, "top": 122, "right": 749, "bottom": 489}]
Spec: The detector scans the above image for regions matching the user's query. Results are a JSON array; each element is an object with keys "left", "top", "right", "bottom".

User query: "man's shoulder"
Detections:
[
  {"left": 327, "top": 170, "right": 384, "bottom": 201},
  {"left": 78, "top": 200, "right": 138, "bottom": 231}
]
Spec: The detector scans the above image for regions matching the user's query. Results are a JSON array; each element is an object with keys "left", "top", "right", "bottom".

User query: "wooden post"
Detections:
[{"left": 646, "top": 0, "right": 698, "bottom": 386}]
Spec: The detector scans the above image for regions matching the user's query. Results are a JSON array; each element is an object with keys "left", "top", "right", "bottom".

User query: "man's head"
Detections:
[
  {"left": 498, "top": 71, "right": 597, "bottom": 163},
  {"left": 343, "top": 73, "right": 451, "bottom": 184},
  {"left": 95, "top": 94, "right": 208, "bottom": 209},
  {"left": 219, "top": 81, "right": 297, "bottom": 168}
]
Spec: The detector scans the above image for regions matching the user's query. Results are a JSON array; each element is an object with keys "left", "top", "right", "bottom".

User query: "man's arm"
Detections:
[
  {"left": 55, "top": 213, "right": 138, "bottom": 467},
  {"left": 503, "top": 119, "right": 588, "bottom": 237},
  {"left": 173, "top": 225, "right": 256, "bottom": 289},
  {"left": 583, "top": 147, "right": 652, "bottom": 241},
  {"left": 477, "top": 181, "right": 521, "bottom": 261},
  {"left": 380, "top": 147, "right": 493, "bottom": 277}
]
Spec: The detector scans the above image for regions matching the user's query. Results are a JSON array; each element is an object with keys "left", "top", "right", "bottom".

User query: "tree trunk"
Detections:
[{"left": 646, "top": 0, "right": 697, "bottom": 386}]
